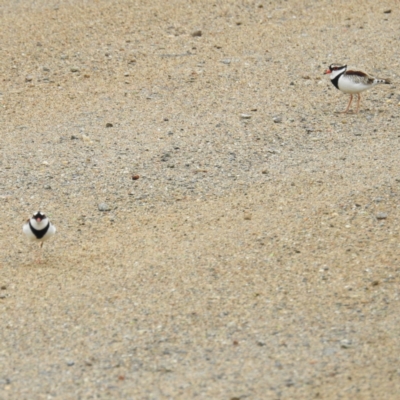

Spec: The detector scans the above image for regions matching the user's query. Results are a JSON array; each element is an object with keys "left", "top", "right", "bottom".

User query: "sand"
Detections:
[{"left": 0, "top": 0, "right": 400, "bottom": 398}]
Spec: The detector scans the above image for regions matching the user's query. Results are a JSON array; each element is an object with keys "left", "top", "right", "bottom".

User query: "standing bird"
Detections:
[
  {"left": 23, "top": 211, "right": 56, "bottom": 263},
  {"left": 324, "top": 64, "right": 391, "bottom": 113}
]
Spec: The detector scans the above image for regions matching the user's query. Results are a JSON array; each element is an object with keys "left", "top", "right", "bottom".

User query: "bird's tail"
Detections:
[{"left": 376, "top": 78, "right": 391, "bottom": 84}]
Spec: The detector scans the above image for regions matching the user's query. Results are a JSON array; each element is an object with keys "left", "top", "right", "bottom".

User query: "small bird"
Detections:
[
  {"left": 324, "top": 64, "right": 391, "bottom": 113},
  {"left": 23, "top": 211, "right": 56, "bottom": 263}
]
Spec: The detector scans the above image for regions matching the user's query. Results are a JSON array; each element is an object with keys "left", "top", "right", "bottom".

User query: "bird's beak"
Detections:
[
  {"left": 323, "top": 69, "right": 331, "bottom": 75},
  {"left": 35, "top": 217, "right": 42, "bottom": 222}
]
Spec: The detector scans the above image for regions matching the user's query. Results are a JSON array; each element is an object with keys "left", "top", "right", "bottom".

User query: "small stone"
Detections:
[
  {"left": 383, "top": 9, "right": 391, "bottom": 14},
  {"left": 70, "top": 67, "right": 80, "bottom": 72},
  {"left": 340, "top": 339, "right": 352, "bottom": 349},
  {"left": 105, "top": 123, "right": 113, "bottom": 128},
  {"left": 244, "top": 213, "right": 252, "bottom": 220},
  {"left": 43, "top": 185, "right": 51, "bottom": 190},
  {"left": 42, "top": 161, "right": 49, "bottom": 166},
  {"left": 132, "top": 175, "right": 140, "bottom": 180},
  {"left": 257, "top": 341, "right": 266, "bottom": 346},
  {"left": 161, "top": 153, "right": 171, "bottom": 162},
  {"left": 240, "top": 114, "right": 251, "bottom": 119},
  {"left": 191, "top": 30, "right": 202, "bottom": 37},
  {"left": 25, "top": 75, "right": 33, "bottom": 82},
  {"left": 167, "top": 164, "right": 175, "bottom": 168},
  {"left": 98, "top": 203, "right": 111, "bottom": 212},
  {"left": 273, "top": 116, "right": 282, "bottom": 123},
  {"left": 0, "top": 286, "right": 6, "bottom": 290},
  {"left": 70, "top": 135, "right": 79, "bottom": 140},
  {"left": 371, "top": 280, "right": 380, "bottom": 286},
  {"left": 221, "top": 58, "right": 231, "bottom": 65},
  {"left": 66, "top": 361, "right": 75, "bottom": 366},
  {"left": 376, "top": 212, "right": 387, "bottom": 220},
  {"left": 262, "top": 170, "right": 268, "bottom": 175},
  {"left": 285, "top": 379, "right": 295, "bottom": 387},
  {"left": 135, "top": 194, "right": 148, "bottom": 200}
]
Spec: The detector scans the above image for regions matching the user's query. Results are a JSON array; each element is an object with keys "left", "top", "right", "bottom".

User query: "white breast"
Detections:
[{"left": 23, "top": 220, "right": 56, "bottom": 241}]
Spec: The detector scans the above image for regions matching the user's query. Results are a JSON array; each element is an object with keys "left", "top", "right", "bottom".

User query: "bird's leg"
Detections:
[
  {"left": 36, "top": 242, "right": 44, "bottom": 264},
  {"left": 340, "top": 94, "right": 353, "bottom": 113},
  {"left": 355, "top": 93, "right": 361, "bottom": 114}
]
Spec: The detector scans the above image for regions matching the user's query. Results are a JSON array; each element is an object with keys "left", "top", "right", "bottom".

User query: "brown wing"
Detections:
[{"left": 346, "top": 70, "right": 374, "bottom": 85}]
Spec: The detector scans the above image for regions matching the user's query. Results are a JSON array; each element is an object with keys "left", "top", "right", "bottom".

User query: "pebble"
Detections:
[
  {"left": 98, "top": 203, "right": 111, "bottom": 212},
  {"left": 25, "top": 75, "right": 33, "bottom": 82},
  {"left": 43, "top": 185, "right": 51, "bottom": 190},
  {"left": 191, "top": 30, "right": 202, "bottom": 37},
  {"left": 70, "top": 135, "right": 79, "bottom": 140},
  {"left": 376, "top": 212, "right": 387, "bottom": 220},
  {"left": 70, "top": 67, "right": 80, "bottom": 72},
  {"left": 106, "top": 123, "right": 113, "bottom": 128},
  {"left": 340, "top": 339, "right": 352, "bottom": 349},
  {"left": 132, "top": 175, "right": 140, "bottom": 180},
  {"left": 161, "top": 153, "right": 171, "bottom": 162},
  {"left": 240, "top": 114, "right": 251, "bottom": 119},
  {"left": 273, "top": 116, "right": 282, "bottom": 123},
  {"left": 221, "top": 58, "right": 231, "bottom": 65}
]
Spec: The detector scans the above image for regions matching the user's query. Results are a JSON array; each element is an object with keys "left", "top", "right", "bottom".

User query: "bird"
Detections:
[
  {"left": 324, "top": 64, "right": 391, "bottom": 113},
  {"left": 23, "top": 211, "right": 56, "bottom": 263}
]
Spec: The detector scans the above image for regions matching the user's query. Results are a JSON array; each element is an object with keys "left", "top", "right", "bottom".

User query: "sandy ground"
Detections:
[{"left": 1, "top": 0, "right": 400, "bottom": 398}]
